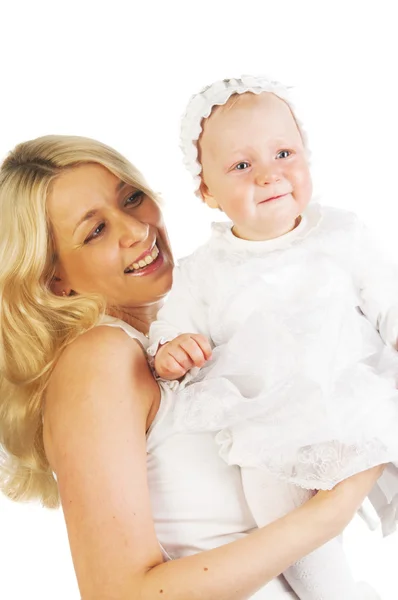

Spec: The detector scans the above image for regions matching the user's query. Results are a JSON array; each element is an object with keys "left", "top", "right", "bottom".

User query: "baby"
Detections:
[{"left": 149, "top": 76, "right": 397, "bottom": 599}]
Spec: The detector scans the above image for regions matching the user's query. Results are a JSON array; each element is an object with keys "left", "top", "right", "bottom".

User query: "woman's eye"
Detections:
[
  {"left": 276, "top": 150, "right": 291, "bottom": 159},
  {"left": 125, "top": 190, "right": 144, "bottom": 207},
  {"left": 84, "top": 222, "right": 105, "bottom": 244},
  {"left": 234, "top": 162, "right": 250, "bottom": 171}
]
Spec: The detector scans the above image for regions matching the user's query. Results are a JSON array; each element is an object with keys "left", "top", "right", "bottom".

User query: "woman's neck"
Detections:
[{"left": 107, "top": 302, "right": 163, "bottom": 335}]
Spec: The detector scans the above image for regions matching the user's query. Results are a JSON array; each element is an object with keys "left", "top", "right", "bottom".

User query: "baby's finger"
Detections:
[
  {"left": 168, "top": 344, "right": 195, "bottom": 372},
  {"left": 156, "top": 353, "right": 188, "bottom": 379},
  {"left": 181, "top": 336, "right": 210, "bottom": 367},
  {"left": 190, "top": 334, "right": 213, "bottom": 360}
]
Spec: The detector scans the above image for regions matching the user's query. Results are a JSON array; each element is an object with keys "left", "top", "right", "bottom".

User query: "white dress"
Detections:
[
  {"left": 146, "top": 203, "right": 398, "bottom": 598},
  {"left": 101, "top": 316, "right": 299, "bottom": 599},
  {"left": 149, "top": 202, "right": 398, "bottom": 537}
]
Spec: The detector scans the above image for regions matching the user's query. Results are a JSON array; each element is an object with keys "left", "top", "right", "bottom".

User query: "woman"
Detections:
[{"left": 0, "top": 135, "right": 382, "bottom": 600}]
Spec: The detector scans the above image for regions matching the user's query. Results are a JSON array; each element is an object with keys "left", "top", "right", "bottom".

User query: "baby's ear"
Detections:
[{"left": 199, "top": 179, "right": 219, "bottom": 209}]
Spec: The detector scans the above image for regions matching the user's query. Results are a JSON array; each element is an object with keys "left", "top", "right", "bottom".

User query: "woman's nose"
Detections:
[{"left": 119, "top": 217, "right": 149, "bottom": 248}]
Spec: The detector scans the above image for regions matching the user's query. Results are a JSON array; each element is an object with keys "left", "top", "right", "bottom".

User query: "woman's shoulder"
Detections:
[
  {"left": 58, "top": 321, "right": 146, "bottom": 370},
  {"left": 56, "top": 316, "right": 149, "bottom": 367},
  {"left": 44, "top": 320, "right": 160, "bottom": 473},
  {"left": 49, "top": 321, "right": 156, "bottom": 401},
  {"left": 98, "top": 315, "right": 150, "bottom": 348},
  {"left": 45, "top": 321, "right": 159, "bottom": 445}
]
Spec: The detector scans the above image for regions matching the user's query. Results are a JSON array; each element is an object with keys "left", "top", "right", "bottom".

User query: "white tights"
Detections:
[{"left": 241, "top": 467, "right": 359, "bottom": 600}]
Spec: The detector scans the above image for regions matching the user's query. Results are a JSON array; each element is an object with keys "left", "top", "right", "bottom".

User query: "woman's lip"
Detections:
[
  {"left": 133, "top": 241, "right": 156, "bottom": 263},
  {"left": 125, "top": 249, "right": 164, "bottom": 277}
]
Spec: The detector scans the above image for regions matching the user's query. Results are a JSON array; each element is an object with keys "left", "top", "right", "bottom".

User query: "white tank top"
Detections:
[{"left": 102, "top": 317, "right": 298, "bottom": 599}]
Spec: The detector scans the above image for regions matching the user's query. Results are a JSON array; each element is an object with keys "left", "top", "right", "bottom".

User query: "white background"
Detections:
[{"left": 0, "top": 1, "right": 397, "bottom": 598}]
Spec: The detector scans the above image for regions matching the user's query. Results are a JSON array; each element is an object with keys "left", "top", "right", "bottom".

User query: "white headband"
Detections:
[{"left": 180, "top": 75, "right": 309, "bottom": 198}]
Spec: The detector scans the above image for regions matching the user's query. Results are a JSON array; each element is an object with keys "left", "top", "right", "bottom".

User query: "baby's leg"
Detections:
[{"left": 241, "top": 467, "right": 358, "bottom": 600}]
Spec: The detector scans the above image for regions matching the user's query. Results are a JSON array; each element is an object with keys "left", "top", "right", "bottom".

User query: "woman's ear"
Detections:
[
  {"left": 199, "top": 179, "right": 219, "bottom": 209},
  {"left": 50, "top": 276, "right": 72, "bottom": 297},
  {"left": 50, "top": 264, "right": 73, "bottom": 297}
]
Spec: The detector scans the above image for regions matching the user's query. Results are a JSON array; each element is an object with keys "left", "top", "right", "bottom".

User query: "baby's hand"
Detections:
[{"left": 154, "top": 334, "right": 212, "bottom": 380}]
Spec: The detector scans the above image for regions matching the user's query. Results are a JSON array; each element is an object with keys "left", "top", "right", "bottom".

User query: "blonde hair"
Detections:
[{"left": 0, "top": 135, "right": 157, "bottom": 507}]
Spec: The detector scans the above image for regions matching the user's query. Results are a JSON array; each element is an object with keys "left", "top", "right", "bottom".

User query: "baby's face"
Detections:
[{"left": 199, "top": 92, "right": 312, "bottom": 241}]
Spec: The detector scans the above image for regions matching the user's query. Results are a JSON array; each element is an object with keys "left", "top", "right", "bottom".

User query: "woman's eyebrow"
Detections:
[
  {"left": 73, "top": 181, "right": 130, "bottom": 235},
  {"left": 73, "top": 209, "right": 99, "bottom": 235},
  {"left": 116, "top": 179, "right": 127, "bottom": 192}
]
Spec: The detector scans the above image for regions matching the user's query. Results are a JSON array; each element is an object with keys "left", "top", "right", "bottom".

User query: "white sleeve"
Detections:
[
  {"left": 148, "top": 263, "right": 210, "bottom": 356},
  {"left": 353, "top": 221, "right": 398, "bottom": 348}
]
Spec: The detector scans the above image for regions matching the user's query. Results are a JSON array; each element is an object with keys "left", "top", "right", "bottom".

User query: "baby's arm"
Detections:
[
  {"left": 149, "top": 262, "right": 212, "bottom": 380},
  {"left": 353, "top": 221, "right": 398, "bottom": 348}
]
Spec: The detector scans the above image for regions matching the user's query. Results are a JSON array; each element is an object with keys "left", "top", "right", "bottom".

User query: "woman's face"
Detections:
[{"left": 47, "top": 163, "right": 173, "bottom": 309}]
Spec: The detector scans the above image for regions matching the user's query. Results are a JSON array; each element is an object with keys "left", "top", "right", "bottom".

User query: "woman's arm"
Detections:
[{"left": 44, "top": 326, "right": 381, "bottom": 600}]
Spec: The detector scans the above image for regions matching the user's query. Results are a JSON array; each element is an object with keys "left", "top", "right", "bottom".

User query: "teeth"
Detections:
[{"left": 125, "top": 244, "right": 160, "bottom": 273}]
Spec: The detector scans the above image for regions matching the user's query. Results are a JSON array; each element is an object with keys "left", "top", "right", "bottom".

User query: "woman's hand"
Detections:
[{"left": 313, "top": 464, "right": 385, "bottom": 528}]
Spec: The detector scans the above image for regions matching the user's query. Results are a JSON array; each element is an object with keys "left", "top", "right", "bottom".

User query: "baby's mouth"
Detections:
[{"left": 259, "top": 193, "right": 288, "bottom": 204}]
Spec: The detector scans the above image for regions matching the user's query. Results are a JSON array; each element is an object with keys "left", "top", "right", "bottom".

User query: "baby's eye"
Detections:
[
  {"left": 276, "top": 150, "right": 291, "bottom": 159},
  {"left": 234, "top": 162, "right": 250, "bottom": 170}
]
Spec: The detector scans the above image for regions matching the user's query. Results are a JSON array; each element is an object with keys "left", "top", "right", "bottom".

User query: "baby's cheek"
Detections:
[
  {"left": 293, "top": 167, "right": 312, "bottom": 202},
  {"left": 302, "top": 176, "right": 313, "bottom": 199},
  {"left": 229, "top": 193, "right": 252, "bottom": 220}
]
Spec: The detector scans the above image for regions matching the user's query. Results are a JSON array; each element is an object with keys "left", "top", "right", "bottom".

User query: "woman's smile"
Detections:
[{"left": 124, "top": 243, "right": 164, "bottom": 276}]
